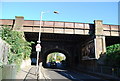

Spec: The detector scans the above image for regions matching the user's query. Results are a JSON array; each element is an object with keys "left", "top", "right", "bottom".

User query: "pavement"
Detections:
[{"left": 16, "top": 63, "right": 46, "bottom": 80}]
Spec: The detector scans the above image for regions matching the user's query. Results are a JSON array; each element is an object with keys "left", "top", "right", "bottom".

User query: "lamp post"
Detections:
[
  {"left": 36, "top": 11, "right": 44, "bottom": 79},
  {"left": 36, "top": 11, "right": 59, "bottom": 79}
]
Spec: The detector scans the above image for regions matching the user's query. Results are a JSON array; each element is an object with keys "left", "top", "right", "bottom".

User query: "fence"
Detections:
[{"left": 79, "top": 65, "right": 120, "bottom": 78}]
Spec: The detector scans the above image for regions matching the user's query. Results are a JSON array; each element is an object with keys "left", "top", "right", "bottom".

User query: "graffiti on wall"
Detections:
[{"left": 81, "top": 40, "right": 95, "bottom": 60}]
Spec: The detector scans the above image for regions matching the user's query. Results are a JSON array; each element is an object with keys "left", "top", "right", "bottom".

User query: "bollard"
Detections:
[{"left": 2, "top": 64, "right": 17, "bottom": 79}]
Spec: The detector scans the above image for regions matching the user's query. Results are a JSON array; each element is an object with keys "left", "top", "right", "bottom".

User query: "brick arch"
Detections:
[{"left": 41, "top": 48, "right": 71, "bottom": 67}]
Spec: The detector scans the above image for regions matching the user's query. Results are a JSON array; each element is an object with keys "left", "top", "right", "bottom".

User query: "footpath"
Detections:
[{"left": 16, "top": 64, "right": 46, "bottom": 80}]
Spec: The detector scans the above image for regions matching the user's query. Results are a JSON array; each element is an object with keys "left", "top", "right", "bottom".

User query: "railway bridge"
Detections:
[{"left": 0, "top": 16, "right": 120, "bottom": 68}]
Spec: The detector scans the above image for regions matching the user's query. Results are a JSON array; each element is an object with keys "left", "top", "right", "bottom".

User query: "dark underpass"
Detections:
[
  {"left": 24, "top": 32, "right": 120, "bottom": 69},
  {"left": 24, "top": 32, "right": 94, "bottom": 68}
]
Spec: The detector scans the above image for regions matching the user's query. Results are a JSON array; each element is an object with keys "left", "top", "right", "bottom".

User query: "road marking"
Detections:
[
  {"left": 62, "top": 72, "right": 76, "bottom": 79},
  {"left": 62, "top": 71, "right": 84, "bottom": 81},
  {"left": 69, "top": 75, "right": 76, "bottom": 79}
]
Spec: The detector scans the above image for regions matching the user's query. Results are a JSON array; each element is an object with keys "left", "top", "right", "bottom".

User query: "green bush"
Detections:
[
  {"left": 1, "top": 26, "right": 34, "bottom": 68},
  {"left": 105, "top": 44, "right": 120, "bottom": 67}
]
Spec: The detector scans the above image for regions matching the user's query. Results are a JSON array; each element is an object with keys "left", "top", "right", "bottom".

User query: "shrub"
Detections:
[
  {"left": 1, "top": 26, "right": 34, "bottom": 68},
  {"left": 105, "top": 44, "right": 120, "bottom": 67}
]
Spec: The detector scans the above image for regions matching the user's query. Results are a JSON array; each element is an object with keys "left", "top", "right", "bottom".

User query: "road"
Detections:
[{"left": 41, "top": 67, "right": 108, "bottom": 81}]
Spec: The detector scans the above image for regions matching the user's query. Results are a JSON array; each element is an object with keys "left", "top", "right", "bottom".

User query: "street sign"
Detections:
[{"left": 36, "top": 44, "right": 41, "bottom": 52}]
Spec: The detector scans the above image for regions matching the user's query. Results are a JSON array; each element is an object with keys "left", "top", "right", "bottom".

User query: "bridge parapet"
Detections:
[
  {"left": 103, "top": 24, "right": 120, "bottom": 36},
  {"left": 22, "top": 20, "right": 93, "bottom": 35},
  {"left": 0, "top": 16, "right": 120, "bottom": 36}
]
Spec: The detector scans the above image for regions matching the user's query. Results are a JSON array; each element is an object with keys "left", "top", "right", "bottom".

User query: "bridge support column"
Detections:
[
  {"left": 94, "top": 20, "right": 106, "bottom": 59},
  {"left": 13, "top": 16, "right": 24, "bottom": 31}
]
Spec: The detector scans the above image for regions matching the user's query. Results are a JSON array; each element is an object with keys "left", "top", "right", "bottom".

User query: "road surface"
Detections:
[{"left": 40, "top": 67, "right": 108, "bottom": 81}]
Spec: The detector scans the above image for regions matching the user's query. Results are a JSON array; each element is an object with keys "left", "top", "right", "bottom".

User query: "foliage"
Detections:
[
  {"left": 47, "top": 52, "right": 66, "bottom": 62},
  {"left": 106, "top": 44, "right": 120, "bottom": 55},
  {"left": 105, "top": 44, "right": 120, "bottom": 67},
  {"left": 1, "top": 26, "right": 34, "bottom": 67}
]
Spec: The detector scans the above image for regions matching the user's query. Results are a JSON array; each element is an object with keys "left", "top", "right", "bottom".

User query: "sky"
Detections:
[{"left": 0, "top": 2, "right": 119, "bottom": 25}]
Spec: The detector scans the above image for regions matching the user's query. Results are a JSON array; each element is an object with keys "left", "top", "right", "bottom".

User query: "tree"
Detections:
[{"left": 105, "top": 44, "right": 120, "bottom": 67}]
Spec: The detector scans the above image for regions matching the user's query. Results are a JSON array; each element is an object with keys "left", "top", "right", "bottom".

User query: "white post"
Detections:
[
  {"left": 36, "top": 11, "right": 59, "bottom": 79},
  {"left": 36, "top": 12, "right": 44, "bottom": 79},
  {"left": 38, "top": 12, "right": 44, "bottom": 43}
]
